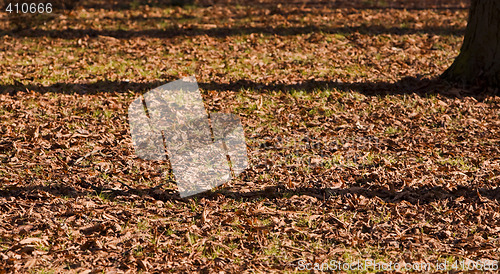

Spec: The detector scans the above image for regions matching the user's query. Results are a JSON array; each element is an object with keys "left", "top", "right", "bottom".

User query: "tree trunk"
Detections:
[{"left": 441, "top": 0, "right": 500, "bottom": 87}]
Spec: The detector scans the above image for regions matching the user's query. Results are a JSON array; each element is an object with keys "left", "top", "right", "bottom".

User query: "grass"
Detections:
[{"left": 384, "top": 126, "right": 401, "bottom": 135}]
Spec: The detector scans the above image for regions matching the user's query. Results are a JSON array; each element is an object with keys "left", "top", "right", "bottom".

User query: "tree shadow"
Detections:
[
  {"left": 0, "top": 0, "right": 469, "bottom": 35},
  {"left": 0, "top": 80, "right": 165, "bottom": 95},
  {"left": 1, "top": 24, "right": 465, "bottom": 39},
  {"left": 78, "top": 0, "right": 196, "bottom": 10},
  {"left": 47, "top": 0, "right": 471, "bottom": 11},
  {"left": 2, "top": 178, "right": 498, "bottom": 207},
  {"left": 211, "top": 184, "right": 500, "bottom": 204},
  {"left": 0, "top": 179, "right": 182, "bottom": 202},
  {"left": 199, "top": 76, "right": 461, "bottom": 96},
  {"left": 2, "top": 76, "right": 494, "bottom": 99}
]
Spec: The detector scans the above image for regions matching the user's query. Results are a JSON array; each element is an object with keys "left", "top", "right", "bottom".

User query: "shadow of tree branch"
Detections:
[
  {"left": 1, "top": 24, "right": 465, "bottom": 39},
  {"left": 2, "top": 76, "right": 487, "bottom": 98}
]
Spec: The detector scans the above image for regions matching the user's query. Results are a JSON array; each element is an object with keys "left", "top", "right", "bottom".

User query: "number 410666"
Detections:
[{"left": 5, "top": 3, "right": 53, "bottom": 14}]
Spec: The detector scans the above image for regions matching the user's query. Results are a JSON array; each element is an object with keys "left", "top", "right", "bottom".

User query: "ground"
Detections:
[{"left": 0, "top": 0, "right": 499, "bottom": 273}]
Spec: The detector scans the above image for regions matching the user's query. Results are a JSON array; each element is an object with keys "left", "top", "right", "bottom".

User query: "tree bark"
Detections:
[{"left": 441, "top": 0, "right": 500, "bottom": 87}]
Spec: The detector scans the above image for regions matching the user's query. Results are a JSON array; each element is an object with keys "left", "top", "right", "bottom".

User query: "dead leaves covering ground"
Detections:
[{"left": 0, "top": 0, "right": 500, "bottom": 273}]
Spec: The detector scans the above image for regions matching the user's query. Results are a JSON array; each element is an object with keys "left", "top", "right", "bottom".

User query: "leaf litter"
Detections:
[{"left": 0, "top": 0, "right": 499, "bottom": 272}]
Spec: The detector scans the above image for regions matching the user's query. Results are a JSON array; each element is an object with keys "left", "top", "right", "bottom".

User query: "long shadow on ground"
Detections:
[
  {"left": 0, "top": 24, "right": 465, "bottom": 39},
  {"left": 2, "top": 0, "right": 469, "bottom": 11},
  {"left": 213, "top": 184, "right": 500, "bottom": 204},
  {"left": 1, "top": 179, "right": 499, "bottom": 206},
  {"left": 1, "top": 76, "right": 495, "bottom": 98}
]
